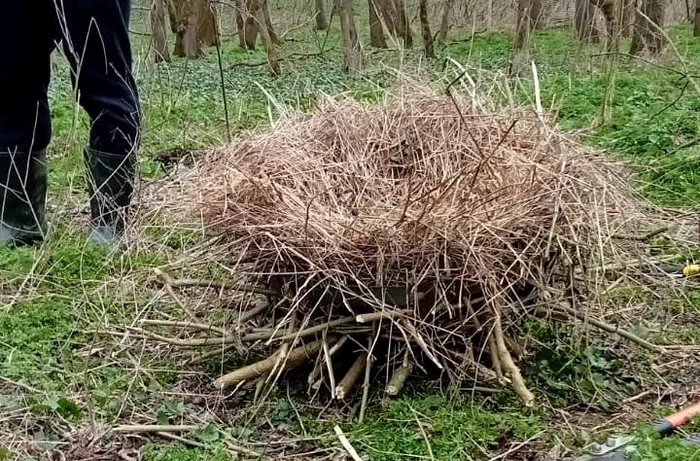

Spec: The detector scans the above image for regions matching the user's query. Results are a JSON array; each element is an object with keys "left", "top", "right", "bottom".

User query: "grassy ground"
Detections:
[{"left": 1, "top": 7, "right": 700, "bottom": 461}]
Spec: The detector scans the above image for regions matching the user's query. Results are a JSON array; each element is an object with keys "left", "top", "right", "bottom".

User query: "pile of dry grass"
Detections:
[{"left": 162, "top": 84, "right": 647, "bottom": 408}]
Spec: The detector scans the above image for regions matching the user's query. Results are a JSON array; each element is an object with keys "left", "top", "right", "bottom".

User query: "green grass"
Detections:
[
  {"left": 346, "top": 392, "right": 544, "bottom": 460},
  {"left": 2, "top": 10, "right": 700, "bottom": 461}
]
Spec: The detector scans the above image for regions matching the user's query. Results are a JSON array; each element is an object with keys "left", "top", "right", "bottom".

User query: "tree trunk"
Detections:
[
  {"left": 575, "top": 0, "right": 600, "bottom": 43},
  {"left": 378, "top": 0, "right": 398, "bottom": 37},
  {"left": 243, "top": 0, "right": 260, "bottom": 49},
  {"left": 264, "top": 0, "right": 279, "bottom": 44},
  {"left": 151, "top": 0, "right": 171, "bottom": 62},
  {"left": 529, "top": 0, "right": 543, "bottom": 29},
  {"left": 369, "top": 0, "right": 388, "bottom": 47},
  {"left": 419, "top": 0, "right": 434, "bottom": 57},
  {"left": 630, "top": 0, "right": 667, "bottom": 55},
  {"left": 693, "top": 0, "right": 700, "bottom": 36},
  {"left": 236, "top": 0, "right": 246, "bottom": 48},
  {"left": 315, "top": 0, "right": 329, "bottom": 30},
  {"left": 337, "top": 0, "right": 362, "bottom": 72},
  {"left": 595, "top": 0, "right": 620, "bottom": 52},
  {"left": 173, "top": 0, "right": 204, "bottom": 58},
  {"left": 620, "top": 0, "right": 635, "bottom": 37},
  {"left": 394, "top": 0, "right": 413, "bottom": 47},
  {"left": 253, "top": 0, "right": 280, "bottom": 74},
  {"left": 487, "top": 0, "right": 493, "bottom": 29},
  {"left": 510, "top": 0, "right": 531, "bottom": 75},
  {"left": 197, "top": 0, "right": 219, "bottom": 47},
  {"left": 437, "top": 0, "right": 455, "bottom": 43}
]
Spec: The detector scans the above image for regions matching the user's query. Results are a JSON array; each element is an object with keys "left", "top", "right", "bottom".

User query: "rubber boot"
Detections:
[
  {"left": 0, "top": 150, "right": 48, "bottom": 246},
  {"left": 84, "top": 149, "right": 136, "bottom": 248}
]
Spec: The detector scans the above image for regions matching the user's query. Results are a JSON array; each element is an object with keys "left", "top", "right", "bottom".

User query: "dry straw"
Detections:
[{"left": 165, "top": 83, "right": 643, "bottom": 406}]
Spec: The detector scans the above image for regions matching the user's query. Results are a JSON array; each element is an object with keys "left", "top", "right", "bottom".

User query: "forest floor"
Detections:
[{"left": 1, "top": 9, "right": 700, "bottom": 461}]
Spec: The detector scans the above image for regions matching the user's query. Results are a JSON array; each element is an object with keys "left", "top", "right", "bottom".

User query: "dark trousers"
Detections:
[{"left": 0, "top": 0, "right": 140, "bottom": 155}]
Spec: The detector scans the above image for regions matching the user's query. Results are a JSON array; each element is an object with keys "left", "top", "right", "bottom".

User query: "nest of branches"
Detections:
[{"left": 159, "top": 84, "right": 649, "bottom": 409}]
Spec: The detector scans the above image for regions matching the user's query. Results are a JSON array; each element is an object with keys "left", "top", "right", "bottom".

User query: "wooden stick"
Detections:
[
  {"left": 272, "top": 315, "right": 358, "bottom": 341},
  {"left": 358, "top": 333, "right": 374, "bottom": 423},
  {"left": 492, "top": 312, "right": 535, "bottom": 407},
  {"left": 334, "top": 425, "right": 363, "bottom": 461},
  {"left": 159, "top": 272, "right": 277, "bottom": 297},
  {"left": 613, "top": 226, "right": 669, "bottom": 242},
  {"left": 323, "top": 339, "right": 338, "bottom": 399},
  {"left": 153, "top": 268, "right": 196, "bottom": 319},
  {"left": 488, "top": 335, "right": 504, "bottom": 382},
  {"left": 356, "top": 309, "right": 410, "bottom": 323},
  {"left": 386, "top": 358, "right": 413, "bottom": 396},
  {"left": 554, "top": 304, "right": 661, "bottom": 351},
  {"left": 156, "top": 432, "right": 207, "bottom": 449},
  {"left": 157, "top": 432, "right": 260, "bottom": 457},
  {"left": 467, "top": 301, "right": 504, "bottom": 382},
  {"left": 411, "top": 407, "right": 435, "bottom": 461},
  {"left": 186, "top": 344, "right": 237, "bottom": 365},
  {"left": 336, "top": 352, "right": 368, "bottom": 400},
  {"left": 132, "top": 327, "right": 236, "bottom": 347},
  {"left": 308, "top": 335, "right": 349, "bottom": 384},
  {"left": 214, "top": 337, "right": 333, "bottom": 391},
  {"left": 237, "top": 300, "right": 269, "bottom": 324},
  {"left": 268, "top": 312, "right": 298, "bottom": 383},
  {"left": 113, "top": 424, "right": 198, "bottom": 433},
  {"left": 139, "top": 319, "right": 228, "bottom": 336},
  {"left": 400, "top": 321, "right": 444, "bottom": 370}
]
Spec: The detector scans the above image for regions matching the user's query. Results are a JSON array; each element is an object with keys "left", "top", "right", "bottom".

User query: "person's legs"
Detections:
[
  {"left": 56, "top": 0, "right": 141, "bottom": 246},
  {"left": 0, "top": 2, "right": 56, "bottom": 245}
]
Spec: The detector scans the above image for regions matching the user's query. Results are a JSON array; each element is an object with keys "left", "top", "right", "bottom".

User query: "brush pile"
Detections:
[{"left": 161, "top": 84, "right": 642, "bottom": 407}]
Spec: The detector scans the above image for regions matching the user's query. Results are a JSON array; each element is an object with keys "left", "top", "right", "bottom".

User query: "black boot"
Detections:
[
  {"left": 0, "top": 150, "right": 48, "bottom": 246},
  {"left": 84, "top": 149, "right": 136, "bottom": 247}
]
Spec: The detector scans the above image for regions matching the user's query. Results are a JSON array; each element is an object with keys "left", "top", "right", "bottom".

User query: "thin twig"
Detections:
[
  {"left": 153, "top": 268, "right": 196, "bottom": 319},
  {"left": 411, "top": 407, "right": 435, "bottom": 461},
  {"left": 114, "top": 424, "right": 199, "bottom": 433},
  {"left": 139, "top": 319, "right": 229, "bottom": 336},
  {"left": 612, "top": 226, "right": 669, "bottom": 242},
  {"left": 358, "top": 331, "right": 374, "bottom": 423},
  {"left": 162, "top": 274, "right": 277, "bottom": 297},
  {"left": 555, "top": 304, "right": 661, "bottom": 351},
  {"left": 333, "top": 425, "right": 363, "bottom": 461}
]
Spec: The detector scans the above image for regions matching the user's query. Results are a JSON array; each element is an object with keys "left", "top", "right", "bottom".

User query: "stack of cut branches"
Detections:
[{"left": 155, "top": 84, "right": 653, "bottom": 409}]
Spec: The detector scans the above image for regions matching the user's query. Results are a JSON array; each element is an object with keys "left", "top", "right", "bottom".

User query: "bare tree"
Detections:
[
  {"left": 694, "top": 0, "right": 699, "bottom": 36},
  {"left": 375, "top": 0, "right": 412, "bottom": 47},
  {"left": 631, "top": 0, "right": 667, "bottom": 55},
  {"left": 574, "top": 0, "right": 619, "bottom": 52},
  {"left": 337, "top": 0, "right": 362, "bottom": 72},
  {"left": 173, "top": 0, "right": 203, "bottom": 57},
  {"left": 595, "top": 0, "right": 620, "bottom": 51},
  {"left": 151, "top": 0, "right": 171, "bottom": 62},
  {"left": 378, "top": 0, "right": 398, "bottom": 38},
  {"left": 438, "top": 0, "right": 455, "bottom": 43},
  {"left": 169, "top": 0, "right": 219, "bottom": 58},
  {"left": 619, "top": 0, "right": 635, "bottom": 36},
  {"left": 239, "top": 0, "right": 280, "bottom": 73},
  {"left": 264, "top": 0, "right": 280, "bottom": 44},
  {"left": 238, "top": 0, "right": 278, "bottom": 50},
  {"left": 575, "top": 0, "right": 600, "bottom": 43},
  {"left": 510, "top": 0, "right": 532, "bottom": 74},
  {"left": 419, "top": 0, "right": 434, "bottom": 57},
  {"left": 197, "top": 0, "right": 219, "bottom": 47},
  {"left": 315, "top": 0, "right": 329, "bottom": 30},
  {"left": 369, "top": 0, "right": 388, "bottom": 47},
  {"left": 530, "top": 0, "right": 543, "bottom": 29},
  {"left": 394, "top": 0, "right": 413, "bottom": 47}
]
